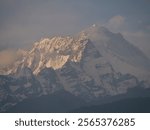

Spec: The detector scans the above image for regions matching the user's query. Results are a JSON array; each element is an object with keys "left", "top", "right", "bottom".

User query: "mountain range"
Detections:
[{"left": 0, "top": 25, "right": 150, "bottom": 112}]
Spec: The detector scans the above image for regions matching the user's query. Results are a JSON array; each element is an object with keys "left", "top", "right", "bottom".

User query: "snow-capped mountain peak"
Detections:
[{"left": 0, "top": 24, "right": 150, "bottom": 112}]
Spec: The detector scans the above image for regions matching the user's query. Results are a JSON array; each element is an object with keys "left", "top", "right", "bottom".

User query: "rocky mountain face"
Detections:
[{"left": 0, "top": 25, "right": 150, "bottom": 112}]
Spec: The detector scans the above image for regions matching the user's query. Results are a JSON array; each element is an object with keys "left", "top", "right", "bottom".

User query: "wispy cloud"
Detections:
[
  {"left": 105, "top": 15, "right": 125, "bottom": 32},
  {"left": 0, "top": 50, "right": 17, "bottom": 66}
]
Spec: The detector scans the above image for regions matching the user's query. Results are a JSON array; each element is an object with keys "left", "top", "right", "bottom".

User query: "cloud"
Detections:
[
  {"left": 106, "top": 15, "right": 125, "bottom": 32},
  {"left": 0, "top": 50, "right": 17, "bottom": 66},
  {"left": 0, "top": 49, "right": 28, "bottom": 67}
]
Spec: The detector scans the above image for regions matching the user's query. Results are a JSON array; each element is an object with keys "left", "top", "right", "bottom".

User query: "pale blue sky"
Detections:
[{"left": 0, "top": 0, "right": 150, "bottom": 53}]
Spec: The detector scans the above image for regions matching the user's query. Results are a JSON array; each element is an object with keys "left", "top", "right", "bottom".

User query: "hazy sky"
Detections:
[{"left": 0, "top": 0, "right": 150, "bottom": 55}]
